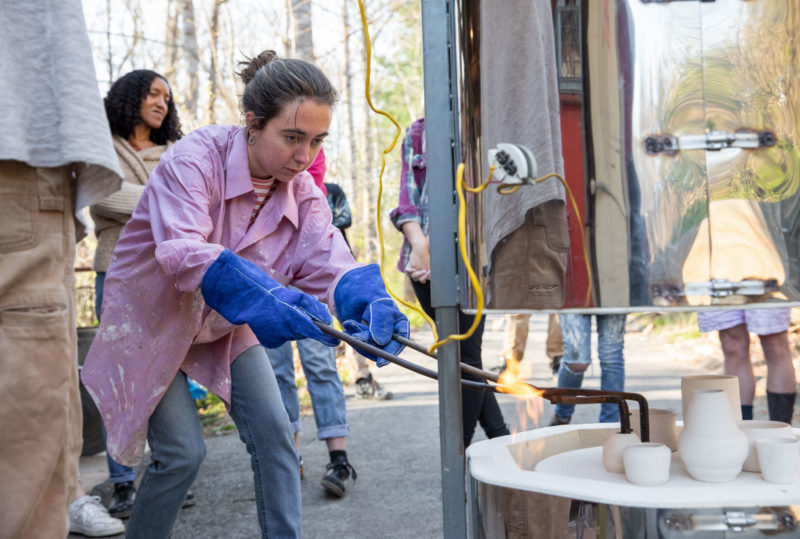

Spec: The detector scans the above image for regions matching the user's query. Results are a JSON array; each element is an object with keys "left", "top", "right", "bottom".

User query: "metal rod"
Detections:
[
  {"left": 312, "top": 320, "right": 492, "bottom": 392},
  {"left": 316, "top": 322, "right": 650, "bottom": 440}
]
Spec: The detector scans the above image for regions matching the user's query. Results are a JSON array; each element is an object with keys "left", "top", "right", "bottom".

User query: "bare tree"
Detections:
[
  {"left": 163, "top": 0, "right": 180, "bottom": 85},
  {"left": 180, "top": 0, "right": 200, "bottom": 121},
  {"left": 207, "top": 0, "right": 230, "bottom": 124},
  {"left": 291, "top": 0, "right": 314, "bottom": 61}
]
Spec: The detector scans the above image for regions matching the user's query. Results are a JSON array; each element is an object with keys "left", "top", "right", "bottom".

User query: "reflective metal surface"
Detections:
[{"left": 456, "top": 0, "right": 800, "bottom": 311}]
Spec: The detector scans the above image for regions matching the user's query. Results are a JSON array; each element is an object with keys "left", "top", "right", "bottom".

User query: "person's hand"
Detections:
[
  {"left": 201, "top": 249, "right": 339, "bottom": 348},
  {"left": 404, "top": 236, "right": 430, "bottom": 283},
  {"left": 334, "top": 264, "right": 409, "bottom": 365}
]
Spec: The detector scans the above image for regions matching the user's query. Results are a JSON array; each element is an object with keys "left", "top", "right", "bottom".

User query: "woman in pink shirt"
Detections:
[{"left": 81, "top": 50, "right": 408, "bottom": 538}]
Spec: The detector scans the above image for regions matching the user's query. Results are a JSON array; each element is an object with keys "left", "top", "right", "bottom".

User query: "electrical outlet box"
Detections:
[{"left": 487, "top": 143, "right": 538, "bottom": 185}]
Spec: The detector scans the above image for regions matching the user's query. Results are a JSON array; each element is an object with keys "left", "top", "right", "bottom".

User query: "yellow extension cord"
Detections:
[{"left": 355, "top": 0, "right": 592, "bottom": 355}]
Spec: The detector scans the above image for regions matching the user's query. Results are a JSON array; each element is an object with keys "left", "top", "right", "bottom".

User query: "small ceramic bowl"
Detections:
[{"left": 623, "top": 442, "right": 671, "bottom": 486}]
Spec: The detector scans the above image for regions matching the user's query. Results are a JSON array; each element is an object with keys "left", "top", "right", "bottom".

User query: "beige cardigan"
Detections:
[{"left": 91, "top": 136, "right": 170, "bottom": 272}]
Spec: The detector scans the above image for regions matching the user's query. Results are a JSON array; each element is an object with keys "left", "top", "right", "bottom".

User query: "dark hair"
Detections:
[
  {"left": 237, "top": 50, "right": 338, "bottom": 132},
  {"left": 104, "top": 69, "right": 183, "bottom": 144}
]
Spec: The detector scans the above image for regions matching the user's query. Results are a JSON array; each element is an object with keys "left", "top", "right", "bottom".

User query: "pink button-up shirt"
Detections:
[{"left": 81, "top": 125, "right": 357, "bottom": 465}]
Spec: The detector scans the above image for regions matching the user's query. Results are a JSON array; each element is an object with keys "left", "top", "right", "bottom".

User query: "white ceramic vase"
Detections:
[
  {"left": 739, "top": 420, "right": 796, "bottom": 472},
  {"left": 602, "top": 431, "right": 641, "bottom": 473},
  {"left": 623, "top": 443, "right": 671, "bottom": 486},
  {"left": 681, "top": 375, "right": 741, "bottom": 427},
  {"left": 678, "top": 389, "right": 748, "bottom": 482}
]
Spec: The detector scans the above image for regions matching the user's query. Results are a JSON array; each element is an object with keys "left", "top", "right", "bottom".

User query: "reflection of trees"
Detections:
[{"left": 644, "top": 1, "right": 800, "bottom": 298}]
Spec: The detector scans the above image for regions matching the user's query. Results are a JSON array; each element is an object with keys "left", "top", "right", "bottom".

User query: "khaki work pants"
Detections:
[
  {"left": 502, "top": 313, "right": 564, "bottom": 363},
  {"left": 0, "top": 162, "right": 81, "bottom": 539}
]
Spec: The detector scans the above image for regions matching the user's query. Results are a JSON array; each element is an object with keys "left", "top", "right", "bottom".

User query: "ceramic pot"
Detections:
[
  {"left": 739, "top": 420, "right": 796, "bottom": 472},
  {"left": 622, "top": 443, "right": 671, "bottom": 486},
  {"left": 678, "top": 389, "right": 748, "bottom": 482},
  {"left": 757, "top": 438, "right": 800, "bottom": 484},
  {"left": 602, "top": 431, "right": 641, "bottom": 473},
  {"left": 681, "top": 375, "right": 741, "bottom": 426},
  {"left": 630, "top": 408, "right": 679, "bottom": 451}
]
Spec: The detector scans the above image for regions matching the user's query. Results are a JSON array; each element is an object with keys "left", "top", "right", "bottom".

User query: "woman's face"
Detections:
[
  {"left": 138, "top": 77, "right": 170, "bottom": 130},
  {"left": 246, "top": 99, "right": 331, "bottom": 181}
]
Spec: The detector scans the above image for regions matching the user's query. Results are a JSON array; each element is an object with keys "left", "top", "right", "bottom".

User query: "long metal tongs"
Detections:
[{"left": 312, "top": 320, "right": 648, "bottom": 440}]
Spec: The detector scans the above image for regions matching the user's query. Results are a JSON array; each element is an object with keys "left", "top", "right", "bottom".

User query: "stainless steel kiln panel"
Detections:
[{"left": 456, "top": 0, "right": 800, "bottom": 311}]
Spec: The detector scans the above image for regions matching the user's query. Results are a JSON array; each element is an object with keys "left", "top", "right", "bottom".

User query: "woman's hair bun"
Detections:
[{"left": 237, "top": 50, "right": 279, "bottom": 86}]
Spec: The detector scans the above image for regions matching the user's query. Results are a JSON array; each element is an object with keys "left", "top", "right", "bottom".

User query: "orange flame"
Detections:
[{"left": 497, "top": 358, "right": 546, "bottom": 434}]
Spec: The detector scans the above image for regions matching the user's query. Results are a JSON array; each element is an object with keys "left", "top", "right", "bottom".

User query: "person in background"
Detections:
[
  {"left": 0, "top": 2, "right": 123, "bottom": 536},
  {"left": 391, "top": 117, "right": 510, "bottom": 448},
  {"left": 324, "top": 178, "right": 392, "bottom": 399},
  {"left": 499, "top": 313, "right": 563, "bottom": 378},
  {"left": 267, "top": 148, "right": 362, "bottom": 498},
  {"left": 86, "top": 69, "right": 195, "bottom": 528},
  {"left": 697, "top": 309, "right": 796, "bottom": 424},
  {"left": 81, "top": 50, "right": 408, "bottom": 538},
  {"left": 550, "top": 314, "right": 628, "bottom": 425}
]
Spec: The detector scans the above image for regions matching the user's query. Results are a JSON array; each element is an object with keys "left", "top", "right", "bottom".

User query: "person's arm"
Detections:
[
  {"left": 401, "top": 221, "right": 430, "bottom": 283},
  {"left": 91, "top": 182, "right": 146, "bottom": 221}
]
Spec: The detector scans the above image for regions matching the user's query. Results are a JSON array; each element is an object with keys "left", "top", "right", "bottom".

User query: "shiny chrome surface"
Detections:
[{"left": 457, "top": 0, "right": 800, "bottom": 310}]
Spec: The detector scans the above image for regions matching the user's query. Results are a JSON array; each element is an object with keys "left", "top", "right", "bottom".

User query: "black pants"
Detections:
[{"left": 410, "top": 280, "right": 509, "bottom": 447}]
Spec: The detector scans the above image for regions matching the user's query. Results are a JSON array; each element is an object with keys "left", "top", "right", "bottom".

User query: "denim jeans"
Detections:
[
  {"left": 126, "top": 345, "right": 300, "bottom": 539},
  {"left": 554, "top": 314, "right": 627, "bottom": 423},
  {"left": 96, "top": 271, "right": 137, "bottom": 483},
  {"left": 267, "top": 339, "right": 349, "bottom": 440}
]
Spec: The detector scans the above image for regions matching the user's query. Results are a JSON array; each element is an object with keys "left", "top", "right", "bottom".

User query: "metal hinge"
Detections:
[
  {"left": 683, "top": 278, "right": 779, "bottom": 298},
  {"left": 644, "top": 129, "right": 776, "bottom": 155},
  {"left": 660, "top": 509, "right": 796, "bottom": 533}
]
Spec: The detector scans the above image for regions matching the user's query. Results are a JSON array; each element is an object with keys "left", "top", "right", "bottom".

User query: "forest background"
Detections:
[{"left": 75, "top": 0, "right": 425, "bottom": 327}]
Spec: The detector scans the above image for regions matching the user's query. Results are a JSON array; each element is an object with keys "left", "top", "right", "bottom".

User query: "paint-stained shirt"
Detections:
[{"left": 81, "top": 124, "right": 357, "bottom": 466}]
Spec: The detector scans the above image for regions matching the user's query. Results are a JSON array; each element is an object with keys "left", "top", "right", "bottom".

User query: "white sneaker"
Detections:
[{"left": 69, "top": 495, "right": 125, "bottom": 537}]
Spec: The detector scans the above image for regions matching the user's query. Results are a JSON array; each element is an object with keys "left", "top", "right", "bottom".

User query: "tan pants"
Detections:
[
  {"left": 502, "top": 313, "right": 564, "bottom": 363},
  {"left": 0, "top": 162, "right": 81, "bottom": 539}
]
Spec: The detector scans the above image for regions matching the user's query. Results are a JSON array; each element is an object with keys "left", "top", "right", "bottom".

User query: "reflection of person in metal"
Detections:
[
  {"left": 500, "top": 314, "right": 562, "bottom": 378},
  {"left": 0, "top": 1, "right": 123, "bottom": 535},
  {"left": 697, "top": 309, "right": 796, "bottom": 424},
  {"left": 550, "top": 314, "right": 628, "bottom": 425},
  {"left": 392, "top": 118, "right": 510, "bottom": 447},
  {"left": 480, "top": 0, "right": 569, "bottom": 309}
]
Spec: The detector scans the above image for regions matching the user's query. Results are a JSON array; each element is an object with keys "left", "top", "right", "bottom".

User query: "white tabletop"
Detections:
[{"left": 466, "top": 424, "right": 800, "bottom": 508}]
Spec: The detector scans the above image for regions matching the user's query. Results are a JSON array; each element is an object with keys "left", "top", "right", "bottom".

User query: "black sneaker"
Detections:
[
  {"left": 355, "top": 375, "right": 373, "bottom": 398},
  {"left": 320, "top": 456, "right": 357, "bottom": 497},
  {"left": 108, "top": 480, "right": 136, "bottom": 519},
  {"left": 181, "top": 491, "right": 196, "bottom": 509}
]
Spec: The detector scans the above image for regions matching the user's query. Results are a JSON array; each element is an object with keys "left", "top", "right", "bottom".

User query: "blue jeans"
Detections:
[
  {"left": 96, "top": 272, "right": 137, "bottom": 484},
  {"left": 554, "top": 314, "right": 627, "bottom": 423},
  {"left": 267, "top": 339, "right": 349, "bottom": 440},
  {"left": 126, "top": 345, "right": 300, "bottom": 538}
]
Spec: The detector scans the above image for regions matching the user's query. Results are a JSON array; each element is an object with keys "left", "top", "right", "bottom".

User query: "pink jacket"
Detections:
[{"left": 81, "top": 125, "right": 356, "bottom": 465}]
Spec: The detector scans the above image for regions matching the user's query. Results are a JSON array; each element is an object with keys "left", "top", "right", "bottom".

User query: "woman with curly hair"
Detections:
[{"left": 70, "top": 70, "right": 184, "bottom": 537}]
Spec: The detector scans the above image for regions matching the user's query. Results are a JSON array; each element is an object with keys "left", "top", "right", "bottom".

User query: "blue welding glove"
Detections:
[
  {"left": 334, "top": 264, "right": 409, "bottom": 366},
  {"left": 201, "top": 249, "right": 339, "bottom": 349}
]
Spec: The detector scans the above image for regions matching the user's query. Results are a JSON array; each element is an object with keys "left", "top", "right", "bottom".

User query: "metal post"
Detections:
[{"left": 421, "top": 1, "right": 467, "bottom": 537}]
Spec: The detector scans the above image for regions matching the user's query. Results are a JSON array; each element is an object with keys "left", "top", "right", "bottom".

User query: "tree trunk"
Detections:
[
  {"left": 291, "top": 0, "right": 314, "bottom": 61},
  {"left": 180, "top": 0, "right": 199, "bottom": 121},
  {"left": 163, "top": 0, "right": 179, "bottom": 85},
  {"left": 207, "top": 0, "right": 229, "bottom": 124},
  {"left": 343, "top": 0, "right": 361, "bottom": 259},
  {"left": 361, "top": 33, "right": 377, "bottom": 263}
]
